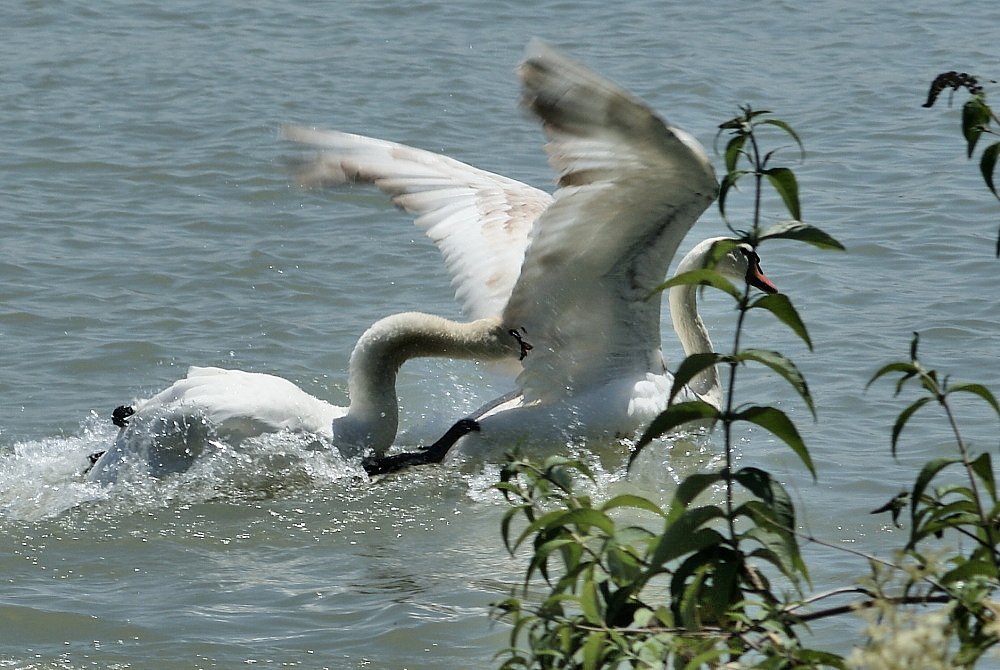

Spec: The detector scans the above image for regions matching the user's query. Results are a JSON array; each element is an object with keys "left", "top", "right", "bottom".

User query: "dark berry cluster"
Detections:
[{"left": 923, "top": 71, "right": 984, "bottom": 108}]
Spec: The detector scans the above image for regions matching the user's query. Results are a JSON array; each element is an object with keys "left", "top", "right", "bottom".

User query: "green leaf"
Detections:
[
  {"left": 870, "top": 492, "right": 909, "bottom": 528},
  {"left": 981, "top": 141, "right": 1000, "bottom": 198},
  {"left": 514, "top": 509, "right": 575, "bottom": 553},
  {"left": 581, "top": 629, "right": 607, "bottom": 670},
  {"left": 970, "top": 452, "right": 996, "bottom": 501},
  {"left": 735, "top": 349, "right": 815, "bottom": 417},
  {"left": 606, "top": 541, "right": 646, "bottom": 584},
  {"left": 947, "top": 382, "right": 1000, "bottom": 417},
  {"left": 748, "top": 293, "right": 813, "bottom": 350},
  {"left": 909, "top": 457, "right": 961, "bottom": 542},
  {"left": 635, "top": 400, "right": 720, "bottom": 450},
  {"left": 649, "top": 515, "right": 727, "bottom": 568},
  {"left": 671, "top": 472, "right": 727, "bottom": 511},
  {"left": 649, "top": 268, "right": 742, "bottom": 300},
  {"left": 733, "top": 470, "right": 806, "bottom": 582},
  {"left": 558, "top": 508, "right": 616, "bottom": 536},
  {"left": 760, "top": 118, "right": 806, "bottom": 159},
  {"left": 683, "top": 648, "right": 737, "bottom": 670},
  {"left": 724, "top": 134, "right": 747, "bottom": 173},
  {"left": 866, "top": 361, "right": 919, "bottom": 391},
  {"left": 962, "top": 96, "right": 990, "bottom": 158},
  {"left": 669, "top": 352, "right": 723, "bottom": 403},
  {"left": 600, "top": 494, "right": 666, "bottom": 518},
  {"left": 580, "top": 579, "right": 603, "bottom": 625},
  {"left": 763, "top": 166, "right": 801, "bottom": 221},
  {"left": 940, "top": 557, "right": 997, "bottom": 587},
  {"left": 704, "top": 238, "right": 743, "bottom": 266},
  {"left": 733, "top": 405, "right": 815, "bottom": 478},
  {"left": 526, "top": 537, "right": 576, "bottom": 584},
  {"left": 759, "top": 221, "right": 846, "bottom": 251},
  {"left": 744, "top": 527, "right": 807, "bottom": 586},
  {"left": 718, "top": 170, "right": 752, "bottom": 220},
  {"left": 718, "top": 171, "right": 737, "bottom": 220},
  {"left": 734, "top": 467, "right": 791, "bottom": 511},
  {"left": 890, "top": 396, "right": 933, "bottom": 457}
]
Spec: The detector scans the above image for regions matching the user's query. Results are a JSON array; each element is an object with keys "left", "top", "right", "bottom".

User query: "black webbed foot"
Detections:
[{"left": 361, "top": 418, "right": 480, "bottom": 476}]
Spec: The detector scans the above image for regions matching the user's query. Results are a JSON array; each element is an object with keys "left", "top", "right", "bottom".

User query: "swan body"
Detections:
[
  {"left": 86, "top": 312, "right": 520, "bottom": 483},
  {"left": 283, "top": 40, "right": 778, "bottom": 456}
]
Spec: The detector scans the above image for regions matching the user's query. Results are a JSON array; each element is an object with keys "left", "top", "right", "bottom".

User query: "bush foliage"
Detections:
[{"left": 491, "top": 82, "right": 1000, "bottom": 669}]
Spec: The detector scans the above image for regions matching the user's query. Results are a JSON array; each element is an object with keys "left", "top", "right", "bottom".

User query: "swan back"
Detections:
[
  {"left": 135, "top": 366, "right": 345, "bottom": 437},
  {"left": 86, "top": 367, "right": 346, "bottom": 483}
]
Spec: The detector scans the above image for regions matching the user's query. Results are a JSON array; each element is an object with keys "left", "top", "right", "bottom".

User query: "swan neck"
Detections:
[
  {"left": 337, "top": 313, "right": 519, "bottom": 455},
  {"left": 668, "top": 242, "right": 722, "bottom": 405}
]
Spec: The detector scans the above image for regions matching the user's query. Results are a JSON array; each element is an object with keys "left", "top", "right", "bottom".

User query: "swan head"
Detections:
[{"left": 682, "top": 237, "right": 778, "bottom": 294}]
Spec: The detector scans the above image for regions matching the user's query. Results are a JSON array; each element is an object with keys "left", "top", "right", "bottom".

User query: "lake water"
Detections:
[{"left": 2, "top": 0, "right": 999, "bottom": 667}]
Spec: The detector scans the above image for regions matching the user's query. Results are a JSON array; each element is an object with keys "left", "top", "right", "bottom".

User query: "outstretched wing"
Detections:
[
  {"left": 282, "top": 126, "right": 551, "bottom": 321},
  {"left": 504, "top": 40, "right": 719, "bottom": 403}
]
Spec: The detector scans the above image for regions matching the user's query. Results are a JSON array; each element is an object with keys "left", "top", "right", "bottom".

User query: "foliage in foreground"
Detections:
[
  {"left": 922, "top": 71, "right": 1000, "bottom": 255},
  {"left": 491, "top": 87, "right": 1000, "bottom": 669}
]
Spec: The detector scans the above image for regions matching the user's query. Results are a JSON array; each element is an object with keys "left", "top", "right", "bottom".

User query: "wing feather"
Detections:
[
  {"left": 504, "top": 40, "right": 719, "bottom": 402},
  {"left": 282, "top": 126, "right": 551, "bottom": 320}
]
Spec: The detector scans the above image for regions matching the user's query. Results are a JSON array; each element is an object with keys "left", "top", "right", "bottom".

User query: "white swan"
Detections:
[
  {"left": 282, "top": 40, "right": 777, "bottom": 455},
  {"left": 85, "top": 311, "right": 519, "bottom": 483}
]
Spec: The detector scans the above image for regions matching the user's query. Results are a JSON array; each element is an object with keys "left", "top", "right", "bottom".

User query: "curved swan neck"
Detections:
[
  {"left": 667, "top": 238, "right": 727, "bottom": 406},
  {"left": 335, "top": 312, "right": 520, "bottom": 455}
]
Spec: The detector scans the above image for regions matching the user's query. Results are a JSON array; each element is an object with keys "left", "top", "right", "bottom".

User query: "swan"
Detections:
[
  {"left": 85, "top": 312, "right": 520, "bottom": 483},
  {"left": 281, "top": 39, "right": 777, "bottom": 455}
]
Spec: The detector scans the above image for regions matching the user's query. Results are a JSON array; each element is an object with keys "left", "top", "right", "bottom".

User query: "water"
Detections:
[{"left": 2, "top": 0, "right": 999, "bottom": 667}]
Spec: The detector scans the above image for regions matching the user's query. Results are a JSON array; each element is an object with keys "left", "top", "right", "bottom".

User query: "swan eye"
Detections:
[{"left": 737, "top": 246, "right": 761, "bottom": 272}]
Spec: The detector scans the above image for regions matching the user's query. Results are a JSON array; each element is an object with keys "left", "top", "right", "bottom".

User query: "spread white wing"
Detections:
[
  {"left": 504, "top": 39, "right": 719, "bottom": 403},
  {"left": 282, "top": 125, "right": 551, "bottom": 321}
]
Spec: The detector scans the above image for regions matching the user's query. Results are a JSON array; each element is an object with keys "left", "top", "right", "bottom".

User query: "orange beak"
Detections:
[{"left": 745, "top": 250, "right": 778, "bottom": 294}]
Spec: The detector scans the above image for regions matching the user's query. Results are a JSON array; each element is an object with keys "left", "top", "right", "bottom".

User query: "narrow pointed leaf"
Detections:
[
  {"left": 890, "top": 396, "right": 933, "bottom": 456},
  {"left": 970, "top": 452, "right": 996, "bottom": 500},
  {"left": 759, "top": 221, "right": 845, "bottom": 250},
  {"left": 648, "top": 269, "right": 741, "bottom": 300},
  {"left": 600, "top": 494, "right": 667, "bottom": 518},
  {"left": 941, "top": 558, "right": 996, "bottom": 587},
  {"left": 671, "top": 472, "right": 726, "bottom": 511},
  {"left": 735, "top": 467, "right": 793, "bottom": 513},
  {"left": 718, "top": 170, "right": 752, "bottom": 220},
  {"left": 749, "top": 293, "right": 812, "bottom": 350},
  {"left": 636, "top": 400, "right": 720, "bottom": 449},
  {"left": 558, "top": 508, "right": 616, "bottom": 536},
  {"left": 733, "top": 467, "right": 804, "bottom": 582},
  {"left": 580, "top": 579, "right": 603, "bottom": 624},
  {"left": 962, "top": 97, "right": 990, "bottom": 157},
  {"left": 760, "top": 118, "right": 805, "bottom": 158},
  {"left": 733, "top": 405, "right": 814, "bottom": 477},
  {"left": 910, "top": 457, "right": 960, "bottom": 534},
  {"left": 981, "top": 141, "right": 1000, "bottom": 198},
  {"left": 763, "top": 167, "right": 801, "bottom": 221},
  {"left": 649, "top": 516, "right": 726, "bottom": 568},
  {"left": 669, "top": 353, "right": 723, "bottom": 402},
  {"left": 724, "top": 134, "right": 747, "bottom": 173},
  {"left": 735, "top": 349, "right": 815, "bottom": 417},
  {"left": 947, "top": 382, "right": 1000, "bottom": 417},
  {"left": 581, "top": 629, "right": 606, "bottom": 670},
  {"left": 866, "top": 361, "right": 919, "bottom": 390},
  {"left": 743, "top": 523, "right": 807, "bottom": 585}
]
